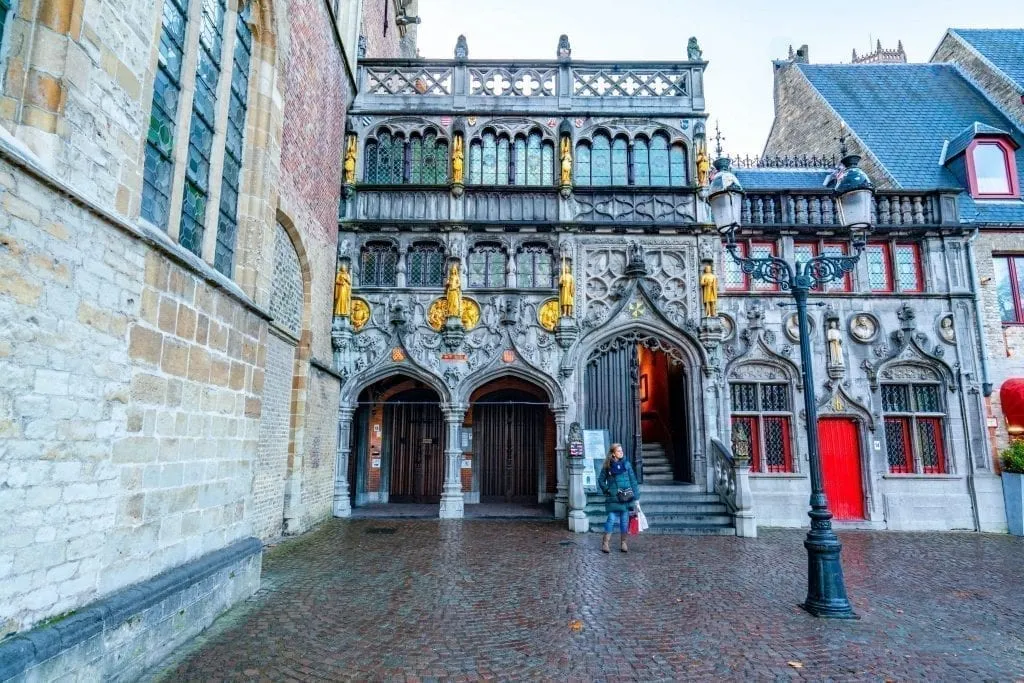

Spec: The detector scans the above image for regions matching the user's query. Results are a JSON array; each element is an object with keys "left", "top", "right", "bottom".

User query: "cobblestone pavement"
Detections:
[{"left": 151, "top": 520, "right": 1024, "bottom": 681}]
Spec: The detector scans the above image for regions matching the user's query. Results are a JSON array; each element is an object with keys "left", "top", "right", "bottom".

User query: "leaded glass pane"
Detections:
[
  {"left": 407, "top": 243, "right": 445, "bottom": 287},
  {"left": 649, "top": 135, "right": 669, "bottom": 185},
  {"left": 761, "top": 384, "right": 789, "bottom": 412},
  {"left": 822, "top": 243, "right": 849, "bottom": 292},
  {"left": 575, "top": 144, "right": 591, "bottom": 186},
  {"left": 409, "top": 136, "right": 424, "bottom": 183},
  {"left": 866, "top": 244, "right": 891, "bottom": 291},
  {"left": 364, "top": 140, "right": 379, "bottom": 181},
  {"left": 894, "top": 244, "right": 921, "bottom": 292},
  {"left": 633, "top": 138, "right": 650, "bottom": 186},
  {"left": 611, "top": 137, "right": 628, "bottom": 185},
  {"left": 142, "top": 0, "right": 190, "bottom": 228},
  {"left": 361, "top": 242, "right": 398, "bottom": 286},
  {"left": 469, "top": 141, "right": 482, "bottom": 184},
  {"left": 516, "top": 245, "right": 553, "bottom": 288},
  {"left": 730, "top": 383, "right": 757, "bottom": 412},
  {"left": 513, "top": 138, "right": 527, "bottom": 186},
  {"left": 917, "top": 418, "right": 944, "bottom": 473},
  {"left": 724, "top": 243, "right": 746, "bottom": 289},
  {"left": 496, "top": 137, "right": 510, "bottom": 184},
  {"left": 591, "top": 135, "right": 611, "bottom": 186},
  {"left": 541, "top": 142, "right": 554, "bottom": 186},
  {"left": 389, "top": 135, "right": 406, "bottom": 183},
  {"left": 750, "top": 243, "right": 776, "bottom": 291},
  {"left": 763, "top": 416, "right": 789, "bottom": 472},
  {"left": 793, "top": 243, "right": 815, "bottom": 265},
  {"left": 884, "top": 418, "right": 911, "bottom": 473},
  {"left": 526, "top": 133, "right": 542, "bottom": 186},
  {"left": 481, "top": 133, "right": 497, "bottom": 184},
  {"left": 409, "top": 134, "right": 446, "bottom": 184},
  {"left": 731, "top": 417, "right": 756, "bottom": 465},
  {"left": 669, "top": 144, "right": 687, "bottom": 186},
  {"left": 913, "top": 385, "right": 941, "bottom": 413},
  {"left": 881, "top": 384, "right": 910, "bottom": 412},
  {"left": 468, "top": 245, "right": 504, "bottom": 288}
]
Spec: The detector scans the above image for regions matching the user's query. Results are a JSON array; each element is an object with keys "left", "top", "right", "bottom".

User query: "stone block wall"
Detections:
[
  {"left": 300, "top": 367, "right": 341, "bottom": 528},
  {"left": 933, "top": 33, "right": 1024, "bottom": 129}
]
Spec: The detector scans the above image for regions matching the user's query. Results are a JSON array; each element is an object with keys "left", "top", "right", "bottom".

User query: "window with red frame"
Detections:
[
  {"left": 730, "top": 382, "right": 793, "bottom": 473},
  {"left": 794, "top": 240, "right": 852, "bottom": 292},
  {"left": 994, "top": 255, "right": 1024, "bottom": 323},
  {"left": 723, "top": 241, "right": 779, "bottom": 292},
  {"left": 866, "top": 242, "right": 923, "bottom": 293},
  {"left": 966, "top": 139, "right": 1019, "bottom": 199},
  {"left": 881, "top": 383, "right": 946, "bottom": 474}
]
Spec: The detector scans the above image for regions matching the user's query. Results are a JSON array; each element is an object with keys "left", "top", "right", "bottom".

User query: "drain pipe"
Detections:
[
  {"left": 962, "top": 229, "right": 989, "bottom": 532},
  {"left": 965, "top": 229, "right": 993, "bottom": 397},
  {"left": 957, "top": 366, "right": 981, "bottom": 532}
]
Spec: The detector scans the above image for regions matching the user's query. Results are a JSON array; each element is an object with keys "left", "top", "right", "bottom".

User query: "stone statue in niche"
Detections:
[
  {"left": 559, "top": 137, "right": 573, "bottom": 187},
  {"left": 687, "top": 36, "right": 703, "bottom": 61},
  {"left": 700, "top": 263, "right": 718, "bottom": 318},
  {"left": 938, "top": 314, "right": 956, "bottom": 343},
  {"left": 826, "top": 319, "right": 844, "bottom": 366},
  {"left": 696, "top": 142, "right": 710, "bottom": 187},
  {"left": 451, "top": 135, "right": 465, "bottom": 185},
  {"left": 445, "top": 263, "right": 462, "bottom": 318},
  {"left": 334, "top": 263, "right": 352, "bottom": 318},
  {"left": 343, "top": 136, "right": 357, "bottom": 185},
  {"left": 559, "top": 257, "right": 575, "bottom": 317}
]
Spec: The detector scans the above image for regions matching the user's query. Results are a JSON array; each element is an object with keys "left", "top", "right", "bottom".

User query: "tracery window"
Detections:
[
  {"left": 515, "top": 243, "right": 554, "bottom": 289},
  {"left": 467, "top": 243, "right": 506, "bottom": 288},
  {"left": 360, "top": 241, "right": 398, "bottom": 287},
  {"left": 730, "top": 381, "right": 793, "bottom": 473},
  {"left": 406, "top": 242, "right": 445, "bottom": 287},
  {"left": 575, "top": 132, "right": 688, "bottom": 187},
  {"left": 141, "top": 0, "right": 256, "bottom": 278},
  {"left": 468, "top": 130, "right": 554, "bottom": 186},
  {"left": 882, "top": 382, "right": 946, "bottom": 474},
  {"left": 363, "top": 130, "right": 448, "bottom": 184}
]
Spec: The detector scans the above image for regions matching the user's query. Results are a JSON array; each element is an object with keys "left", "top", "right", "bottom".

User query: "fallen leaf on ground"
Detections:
[
  {"left": 787, "top": 661, "right": 803, "bottom": 669},
  {"left": 569, "top": 619, "right": 584, "bottom": 632}
]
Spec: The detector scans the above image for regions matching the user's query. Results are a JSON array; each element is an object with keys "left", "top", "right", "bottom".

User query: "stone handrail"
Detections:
[
  {"left": 739, "top": 191, "right": 954, "bottom": 227},
  {"left": 710, "top": 437, "right": 756, "bottom": 538}
]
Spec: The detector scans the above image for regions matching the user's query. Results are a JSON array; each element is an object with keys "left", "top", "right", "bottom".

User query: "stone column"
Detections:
[
  {"left": 553, "top": 407, "right": 568, "bottom": 519},
  {"left": 439, "top": 405, "right": 467, "bottom": 519},
  {"left": 567, "top": 458, "right": 589, "bottom": 532},
  {"left": 699, "top": 316, "right": 725, "bottom": 492},
  {"left": 332, "top": 405, "right": 355, "bottom": 517}
]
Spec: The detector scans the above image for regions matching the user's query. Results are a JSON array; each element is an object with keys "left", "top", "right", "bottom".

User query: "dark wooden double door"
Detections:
[
  {"left": 473, "top": 395, "right": 544, "bottom": 503},
  {"left": 386, "top": 398, "right": 445, "bottom": 503}
]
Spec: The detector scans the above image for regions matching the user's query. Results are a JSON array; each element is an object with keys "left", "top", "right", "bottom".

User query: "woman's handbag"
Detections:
[
  {"left": 616, "top": 487, "right": 635, "bottom": 503},
  {"left": 628, "top": 512, "right": 640, "bottom": 536},
  {"left": 636, "top": 503, "right": 649, "bottom": 532}
]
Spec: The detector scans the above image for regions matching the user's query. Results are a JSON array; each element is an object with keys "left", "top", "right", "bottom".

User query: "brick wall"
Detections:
[
  {"left": 250, "top": 332, "right": 295, "bottom": 540},
  {"left": 359, "top": 0, "right": 407, "bottom": 59},
  {"left": 300, "top": 367, "right": 341, "bottom": 526},
  {"left": 933, "top": 34, "right": 1024, "bottom": 129}
]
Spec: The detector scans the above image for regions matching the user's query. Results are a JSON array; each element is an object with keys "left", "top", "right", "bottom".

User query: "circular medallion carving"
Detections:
[
  {"left": 538, "top": 299, "right": 560, "bottom": 331},
  {"left": 784, "top": 312, "right": 815, "bottom": 342},
  {"left": 718, "top": 313, "right": 735, "bottom": 341},
  {"left": 427, "top": 297, "right": 481, "bottom": 332},
  {"left": 937, "top": 314, "right": 956, "bottom": 344},
  {"left": 351, "top": 298, "right": 371, "bottom": 331},
  {"left": 848, "top": 312, "right": 879, "bottom": 343}
]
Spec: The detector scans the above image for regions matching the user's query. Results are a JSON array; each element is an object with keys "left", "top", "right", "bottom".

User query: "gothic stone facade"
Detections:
[{"left": 333, "top": 40, "right": 1004, "bottom": 535}]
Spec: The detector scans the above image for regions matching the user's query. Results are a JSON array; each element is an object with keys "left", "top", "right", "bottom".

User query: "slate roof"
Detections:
[
  {"left": 943, "top": 122, "right": 1015, "bottom": 163},
  {"left": 950, "top": 28, "right": 1024, "bottom": 91},
  {"left": 734, "top": 168, "right": 832, "bottom": 191},
  {"left": 796, "top": 62, "right": 1024, "bottom": 224}
]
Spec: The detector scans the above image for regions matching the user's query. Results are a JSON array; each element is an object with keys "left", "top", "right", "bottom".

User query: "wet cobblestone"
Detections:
[{"left": 152, "top": 520, "right": 1024, "bottom": 681}]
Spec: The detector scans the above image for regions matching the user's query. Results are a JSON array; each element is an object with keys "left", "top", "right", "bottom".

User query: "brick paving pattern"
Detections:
[{"left": 152, "top": 521, "right": 1024, "bottom": 681}]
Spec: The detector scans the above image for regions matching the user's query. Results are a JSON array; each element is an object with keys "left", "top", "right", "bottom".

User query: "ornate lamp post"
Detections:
[{"left": 708, "top": 152, "right": 874, "bottom": 618}]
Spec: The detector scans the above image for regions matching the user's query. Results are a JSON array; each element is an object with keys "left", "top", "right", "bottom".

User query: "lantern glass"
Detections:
[
  {"left": 837, "top": 187, "right": 872, "bottom": 229},
  {"left": 710, "top": 189, "right": 742, "bottom": 233}
]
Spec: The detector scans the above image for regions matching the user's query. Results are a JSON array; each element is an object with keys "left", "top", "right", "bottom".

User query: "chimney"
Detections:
[{"left": 794, "top": 44, "right": 810, "bottom": 64}]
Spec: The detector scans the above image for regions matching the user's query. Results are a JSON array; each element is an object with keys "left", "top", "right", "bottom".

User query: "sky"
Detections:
[{"left": 414, "top": 0, "right": 1024, "bottom": 155}]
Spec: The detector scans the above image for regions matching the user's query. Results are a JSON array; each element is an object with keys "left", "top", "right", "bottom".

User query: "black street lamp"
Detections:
[{"left": 708, "top": 152, "right": 874, "bottom": 619}]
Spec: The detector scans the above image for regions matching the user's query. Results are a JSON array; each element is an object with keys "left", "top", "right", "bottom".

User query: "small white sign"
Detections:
[
  {"left": 373, "top": 424, "right": 381, "bottom": 435},
  {"left": 986, "top": 418, "right": 998, "bottom": 428},
  {"left": 371, "top": 458, "right": 381, "bottom": 469},
  {"left": 873, "top": 440, "right": 881, "bottom": 451},
  {"left": 460, "top": 459, "right": 472, "bottom": 469}
]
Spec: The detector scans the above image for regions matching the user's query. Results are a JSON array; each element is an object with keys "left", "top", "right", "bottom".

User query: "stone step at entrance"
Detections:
[
  {"left": 639, "top": 443, "right": 674, "bottom": 484},
  {"left": 584, "top": 484, "right": 735, "bottom": 537}
]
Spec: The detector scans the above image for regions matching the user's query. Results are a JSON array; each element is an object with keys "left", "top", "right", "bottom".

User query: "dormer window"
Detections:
[{"left": 966, "top": 139, "right": 1019, "bottom": 199}]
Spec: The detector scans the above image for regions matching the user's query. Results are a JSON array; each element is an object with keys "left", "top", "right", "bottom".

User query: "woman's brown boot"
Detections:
[
  {"left": 620, "top": 534, "right": 628, "bottom": 553},
  {"left": 601, "top": 533, "right": 611, "bottom": 553}
]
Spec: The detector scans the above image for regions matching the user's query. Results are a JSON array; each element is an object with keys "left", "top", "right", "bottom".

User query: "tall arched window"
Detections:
[
  {"left": 364, "top": 130, "right": 413, "bottom": 184},
  {"left": 650, "top": 134, "right": 670, "bottom": 185},
  {"left": 516, "top": 243, "right": 554, "bottom": 288},
  {"left": 360, "top": 241, "right": 399, "bottom": 287},
  {"left": 611, "top": 137, "right": 628, "bottom": 185},
  {"left": 406, "top": 242, "right": 445, "bottom": 287},
  {"left": 590, "top": 134, "right": 611, "bottom": 186},
  {"left": 633, "top": 137, "right": 650, "bottom": 186},
  {"left": 468, "top": 130, "right": 553, "bottom": 186},
  {"left": 408, "top": 132, "right": 448, "bottom": 184},
  {"left": 141, "top": 0, "right": 259, "bottom": 278},
  {"left": 467, "top": 242, "right": 506, "bottom": 288},
  {"left": 573, "top": 131, "right": 688, "bottom": 187}
]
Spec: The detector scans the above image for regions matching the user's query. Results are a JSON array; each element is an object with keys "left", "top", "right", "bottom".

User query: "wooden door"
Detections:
[
  {"left": 818, "top": 418, "right": 865, "bottom": 520},
  {"left": 473, "top": 401, "right": 543, "bottom": 503},
  {"left": 386, "top": 401, "right": 444, "bottom": 503}
]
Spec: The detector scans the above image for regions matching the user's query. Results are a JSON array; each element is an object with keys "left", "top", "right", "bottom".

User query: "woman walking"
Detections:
[{"left": 597, "top": 443, "right": 639, "bottom": 553}]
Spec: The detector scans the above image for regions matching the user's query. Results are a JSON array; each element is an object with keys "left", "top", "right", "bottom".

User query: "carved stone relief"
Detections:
[{"left": 849, "top": 313, "right": 879, "bottom": 343}]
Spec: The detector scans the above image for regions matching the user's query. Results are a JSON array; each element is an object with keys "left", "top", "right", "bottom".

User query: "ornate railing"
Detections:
[
  {"left": 738, "top": 191, "right": 947, "bottom": 227},
  {"left": 711, "top": 438, "right": 755, "bottom": 537},
  {"left": 728, "top": 154, "right": 839, "bottom": 169}
]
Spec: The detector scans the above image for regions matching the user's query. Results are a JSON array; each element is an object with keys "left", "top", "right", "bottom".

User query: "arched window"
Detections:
[
  {"left": 467, "top": 242, "right": 506, "bottom": 288},
  {"left": 649, "top": 134, "right": 670, "bottom": 185},
  {"left": 882, "top": 380, "right": 946, "bottom": 474},
  {"left": 363, "top": 131, "right": 407, "bottom": 184},
  {"left": 516, "top": 243, "right": 554, "bottom": 288},
  {"left": 729, "top": 378, "right": 794, "bottom": 472},
  {"left": 409, "top": 132, "right": 448, "bottom": 184},
  {"left": 469, "top": 130, "right": 553, "bottom": 186},
  {"left": 360, "top": 241, "right": 398, "bottom": 287},
  {"left": 668, "top": 142, "right": 687, "bottom": 186},
  {"left": 574, "top": 143, "right": 591, "bottom": 185},
  {"left": 611, "top": 137, "right": 628, "bottom": 185},
  {"left": 142, "top": 0, "right": 258, "bottom": 278},
  {"left": 406, "top": 242, "right": 445, "bottom": 287},
  {"left": 572, "top": 131, "right": 689, "bottom": 187},
  {"left": 633, "top": 137, "right": 650, "bottom": 186},
  {"left": 590, "top": 133, "right": 612, "bottom": 186}
]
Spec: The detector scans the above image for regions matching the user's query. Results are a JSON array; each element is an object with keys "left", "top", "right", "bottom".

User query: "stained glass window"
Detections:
[
  {"left": 724, "top": 242, "right": 747, "bottom": 290},
  {"left": 668, "top": 143, "right": 687, "bottom": 186},
  {"left": 882, "top": 381, "right": 946, "bottom": 474},
  {"left": 467, "top": 243, "right": 505, "bottom": 288},
  {"left": 729, "top": 381, "right": 793, "bottom": 472},
  {"left": 214, "top": 5, "right": 252, "bottom": 277},
  {"left": 178, "top": 0, "right": 226, "bottom": 256},
  {"left": 406, "top": 242, "right": 445, "bottom": 287},
  {"left": 822, "top": 243, "right": 850, "bottom": 292},
  {"left": 541, "top": 142, "right": 554, "bottom": 186},
  {"left": 526, "top": 133, "right": 543, "bottom": 186},
  {"left": 513, "top": 137, "right": 527, "bottom": 186},
  {"left": 633, "top": 138, "right": 650, "bottom": 186},
  {"left": 894, "top": 243, "right": 922, "bottom": 292},
  {"left": 481, "top": 132, "right": 498, "bottom": 184},
  {"left": 611, "top": 137, "right": 628, "bottom": 185},
  {"left": 469, "top": 140, "right": 482, "bottom": 184},
  {"left": 590, "top": 134, "right": 611, "bottom": 186},
  {"left": 749, "top": 242, "right": 778, "bottom": 291},
  {"left": 649, "top": 135, "right": 670, "bottom": 186},
  {"left": 993, "top": 255, "right": 1024, "bottom": 323},
  {"left": 866, "top": 244, "right": 892, "bottom": 292},
  {"left": 574, "top": 144, "right": 591, "bottom": 186},
  {"left": 496, "top": 137, "right": 510, "bottom": 184},
  {"left": 364, "top": 131, "right": 405, "bottom": 183},
  {"left": 142, "top": 0, "right": 190, "bottom": 228},
  {"left": 516, "top": 244, "right": 554, "bottom": 289},
  {"left": 408, "top": 133, "right": 447, "bottom": 184},
  {"left": 470, "top": 131, "right": 549, "bottom": 186},
  {"left": 360, "top": 241, "right": 398, "bottom": 286}
]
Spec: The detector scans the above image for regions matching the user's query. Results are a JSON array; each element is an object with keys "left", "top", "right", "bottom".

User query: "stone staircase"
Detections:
[{"left": 585, "top": 443, "right": 735, "bottom": 536}]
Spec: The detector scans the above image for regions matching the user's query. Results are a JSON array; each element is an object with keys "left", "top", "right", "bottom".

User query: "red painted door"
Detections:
[{"left": 818, "top": 418, "right": 865, "bottom": 520}]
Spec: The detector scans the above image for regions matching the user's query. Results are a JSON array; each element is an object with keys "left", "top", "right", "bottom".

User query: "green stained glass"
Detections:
[{"left": 526, "top": 133, "right": 542, "bottom": 186}]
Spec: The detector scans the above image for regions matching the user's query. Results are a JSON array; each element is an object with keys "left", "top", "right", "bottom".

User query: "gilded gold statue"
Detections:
[
  {"left": 700, "top": 263, "right": 718, "bottom": 318},
  {"left": 343, "top": 135, "right": 357, "bottom": 185},
  {"left": 334, "top": 263, "right": 352, "bottom": 317},
  {"left": 560, "top": 137, "right": 572, "bottom": 186},
  {"left": 696, "top": 143, "right": 710, "bottom": 187},
  {"left": 558, "top": 257, "right": 575, "bottom": 317},
  {"left": 444, "top": 263, "right": 462, "bottom": 318},
  {"left": 452, "top": 135, "right": 464, "bottom": 184}
]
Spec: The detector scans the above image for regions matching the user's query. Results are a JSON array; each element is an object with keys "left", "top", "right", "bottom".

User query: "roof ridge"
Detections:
[{"left": 946, "top": 62, "right": 1024, "bottom": 137}]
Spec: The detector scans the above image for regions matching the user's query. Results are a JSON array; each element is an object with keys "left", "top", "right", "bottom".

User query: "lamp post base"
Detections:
[{"left": 801, "top": 528, "right": 858, "bottom": 619}]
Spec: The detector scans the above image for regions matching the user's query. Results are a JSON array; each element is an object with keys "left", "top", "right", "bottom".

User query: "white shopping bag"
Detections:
[{"left": 636, "top": 502, "right": 649, "bottom": 532}]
